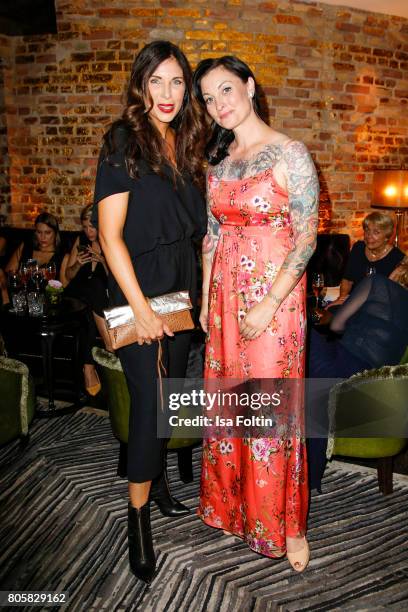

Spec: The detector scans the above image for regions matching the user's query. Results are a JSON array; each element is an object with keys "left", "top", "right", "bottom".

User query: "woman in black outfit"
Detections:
[
  {"left": 93, "top": 41, "right": 206, "bottom": 582},
  {"left": 328, "top": 211, "right": 406, "bottom": 308},
  {"left": 1, "top": 212, "right": 64, "bottom": 305},
  {"left": 62, "top": 204, "right": 109, "bottom": 395}
]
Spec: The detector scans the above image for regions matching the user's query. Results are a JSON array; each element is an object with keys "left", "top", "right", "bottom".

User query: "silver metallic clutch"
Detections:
[{"left": 103, "top": 290, "right": 194, "bottom": 350}]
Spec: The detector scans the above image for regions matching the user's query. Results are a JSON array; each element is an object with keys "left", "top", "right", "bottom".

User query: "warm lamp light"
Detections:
[{"left": 372, "top": 170, "right": 408, "bottom": 247}]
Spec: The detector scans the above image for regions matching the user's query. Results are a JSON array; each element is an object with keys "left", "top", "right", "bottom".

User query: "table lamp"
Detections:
[{"left": 371, "top": 170, "right": 408, "bottom": 247}]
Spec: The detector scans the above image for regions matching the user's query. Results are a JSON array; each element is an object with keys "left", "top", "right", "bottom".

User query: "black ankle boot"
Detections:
[
  {"left": 128, "top": 502, "right": 156, "bottom": 583},
  {"left": 149, "top": 470, "right": 190, "bottom": 517}
]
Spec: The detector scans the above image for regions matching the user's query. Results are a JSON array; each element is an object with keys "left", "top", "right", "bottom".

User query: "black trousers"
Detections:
[{"left": 117, "top": 331, "right": 192, "bottom": 483}]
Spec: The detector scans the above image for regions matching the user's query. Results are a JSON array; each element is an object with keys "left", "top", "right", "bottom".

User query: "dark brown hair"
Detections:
[
  {"left": 104, "top": 40, "right": 205, "bottom": 184},
  {"left": 33, "top": 212, "right": 61, "bottom": 250},
  {"left": 193, "top": 55, "right": 264, "bottom": 165},
  {"left": 80, "top": 204, "right": 94, "bottom": 223}
]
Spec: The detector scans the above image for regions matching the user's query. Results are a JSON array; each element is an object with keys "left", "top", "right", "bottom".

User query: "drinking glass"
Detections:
[
  {"left": 312, "top": 272, "right": 325, "bottom": 310},
  {"left": 12, "top": 291, "right": 27, "bottom": 314},
  {"left": 27, "top": 292, "right": 45, "bottom": 317}
]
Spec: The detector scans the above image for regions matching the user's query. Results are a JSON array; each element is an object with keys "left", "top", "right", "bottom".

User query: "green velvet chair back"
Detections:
[
  {"left": 329, "top": 363, "right": 408, "bottom": 460},
  {"left": 0, "top": 357, "right": 36, "bottom": 445},
  {"left": 92, "top": 347, "right": 199, "bottom": 449}
]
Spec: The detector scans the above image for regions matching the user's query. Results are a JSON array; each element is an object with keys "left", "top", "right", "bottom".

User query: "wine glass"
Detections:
[
  {"left": 44, "top": 261, "right": 57, "bottom": 281},
  {"left": 8, "top": 271, "right": 21, "bottom": 303},
  {"left": 31, "top": 270, "right": 44, "bottom": 292},
  {"left": 20, "top": 262, "right": 31, "bottom": 287},
  {"left": 312, "top": 272, "right": 325, "bottom": 310}
]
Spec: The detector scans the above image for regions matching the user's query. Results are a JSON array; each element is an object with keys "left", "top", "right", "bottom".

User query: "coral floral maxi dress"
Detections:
[{"left": 198, "top": 166, "right": 309, "bottom": 558}]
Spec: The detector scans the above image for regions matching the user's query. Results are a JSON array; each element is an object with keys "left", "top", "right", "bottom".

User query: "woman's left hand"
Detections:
[{"left": 239, "top": 300, "right": 276, "bottom": 340}]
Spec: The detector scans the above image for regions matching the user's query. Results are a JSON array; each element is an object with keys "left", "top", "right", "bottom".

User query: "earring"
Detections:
[{"left": 248, "top": 91, "right": 254, "bottom": 99}]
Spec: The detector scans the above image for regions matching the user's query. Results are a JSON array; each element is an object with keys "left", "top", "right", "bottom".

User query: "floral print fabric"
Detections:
[{"left": 198, "top": 168, "right": 309, "bottom": 557}]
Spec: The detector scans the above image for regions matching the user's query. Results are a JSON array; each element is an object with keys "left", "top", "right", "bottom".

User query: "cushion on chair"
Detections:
[{"left": 0, "top": 357, "right": 36, "bottom": 445}]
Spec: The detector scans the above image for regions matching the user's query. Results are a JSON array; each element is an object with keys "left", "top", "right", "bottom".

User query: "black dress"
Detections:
[
  {"left": 64, "top": 233, "right": 109, "bottom": 364},
  {"left": 343, "top": 241, "right": 404, "bottom": 286},
  {"left": 93, "top": 129, "right": 206, "bottom": 482},
  {"left": 20, "top": 240, "right": 64, "bottom": 278}
]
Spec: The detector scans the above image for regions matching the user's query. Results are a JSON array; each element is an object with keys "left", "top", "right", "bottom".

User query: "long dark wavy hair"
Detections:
[
  {"left": 33, "top": 212, "right": 61, "bottom": 251},
  {"left": 103, "top": 40, "right": 205, "bottom": 184},
  {"left": 193, "top": 56, "right": 264, "bottom": 166}
]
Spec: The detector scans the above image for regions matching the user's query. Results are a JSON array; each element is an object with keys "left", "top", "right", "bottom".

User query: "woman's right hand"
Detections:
[
  {"left": 135, "top": 305, "right": 173, "bottom": 345},
  {"left": 325, "top": 294, "right": 348, "bottom": 309},
  {"left": 199, "top": 296, "right": 209, "bottom": 333},
  {"left": 77, "top": 247, "right": 92, "bottom": 266}
]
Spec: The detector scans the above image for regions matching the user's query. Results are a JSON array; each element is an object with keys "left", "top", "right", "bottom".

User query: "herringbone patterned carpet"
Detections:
[{"left": 1, "top": 411, "right": 408, "bottom": 611}]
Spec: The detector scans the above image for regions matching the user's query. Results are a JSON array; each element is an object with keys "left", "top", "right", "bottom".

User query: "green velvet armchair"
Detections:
[
  {"left": 92, "top": 347, "right": 200, "bottom": 482},
  {"left": 0, "top": 356, "right": 36, "bottom": 446},
  {"left": 327, "top": 361, "right": 408, "bottom": 494}
]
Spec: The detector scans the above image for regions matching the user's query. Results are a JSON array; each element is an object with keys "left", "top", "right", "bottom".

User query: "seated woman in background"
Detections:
[
  {"left": 61, "top": 204, "right": 109, "bottom": 395},
  {"left": 308, "top": 271, "right": 408, "bottom": 491},
  {"left": 328, "top": 211, "right": 407, "bottom": 308},
  {"left": 0, "top": 212, "right": 64, "bottom": 305}
]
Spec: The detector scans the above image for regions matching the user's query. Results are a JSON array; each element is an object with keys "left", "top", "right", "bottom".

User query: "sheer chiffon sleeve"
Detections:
[{"left": 330, "top": 275, "right": 373, "bottom": 333}]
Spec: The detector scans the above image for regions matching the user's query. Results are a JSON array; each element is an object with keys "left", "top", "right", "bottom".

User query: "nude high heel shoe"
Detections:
[{"left": 286, "top": 536, "right": 310, "bottom": 572}]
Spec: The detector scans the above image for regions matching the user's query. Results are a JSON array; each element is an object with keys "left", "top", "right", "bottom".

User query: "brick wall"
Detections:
[
  {"left": 1, "top": 0, "right": 408, "bottom": 247},
  {"left": 0, "top": 36, "right": 12, "bottom": 222}
]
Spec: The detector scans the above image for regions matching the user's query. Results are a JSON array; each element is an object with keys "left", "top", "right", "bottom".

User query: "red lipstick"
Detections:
[{"left": 158, "top": 104, "right": 175, "bottom": 113}]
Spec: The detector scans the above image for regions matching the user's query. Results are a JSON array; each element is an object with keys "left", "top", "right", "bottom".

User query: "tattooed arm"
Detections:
[
  {"left": 240, "top": 141, "right": 319, "bottom": 339},
  {"left": 199, "top": 171, "right": 220, "bottom": 333},
  {"left": 269, "top": 140, "right": 319, "bottom": 292}
]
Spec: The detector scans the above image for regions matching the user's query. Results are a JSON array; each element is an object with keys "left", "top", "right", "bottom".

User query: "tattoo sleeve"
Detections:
[
  {"left": 201, "top": 170, "right": 220, "bottom": 297},
  {"left": 281, "top": 141, "right": 319, "bottom": 279},
  {"left": 202, "top": 172, "right": 220, "bottom": 261}
]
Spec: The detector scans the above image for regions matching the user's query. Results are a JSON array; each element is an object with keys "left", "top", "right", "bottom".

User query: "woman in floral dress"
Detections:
[{"left": 193, "top": 56, "right": 319, "bottom": 571}]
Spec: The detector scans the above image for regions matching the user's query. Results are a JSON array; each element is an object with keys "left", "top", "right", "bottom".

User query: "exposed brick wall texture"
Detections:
[
  {"left": 0, "top": 36, "right": 12, "bottom": 221},
  {"left": 1, "top": 0, "right": 408, "bottom": 248}
]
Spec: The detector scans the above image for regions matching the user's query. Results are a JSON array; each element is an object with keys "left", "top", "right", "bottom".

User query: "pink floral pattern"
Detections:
[{"left": 198, "top": 168, "right": 309, "bottom": 558}]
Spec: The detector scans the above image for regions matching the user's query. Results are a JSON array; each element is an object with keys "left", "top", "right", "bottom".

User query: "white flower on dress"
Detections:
[
  {"left": 244, "top": 259, "right": 255, "bottom": 272},
  {"left": 264, "top": 262, "right": 277, "bottom": 280},
  {"left": 252, "top": 283, "right": 268, "bottom": 302},
  {"left": 251, "top": 439, "right": 271, "bottom": 462},
  {"left": 219, "top": 440, "right": 234, "bottom": 454},
  {"left": 271, "top": 216, "right": 284, "bottom": 229},
  {"left": 256, "top": 479, "right": 268, "bottom": 488},
  {"left": 253, "top": 196, "right": 270, "bottom": 212},
  {"left": 202, "top": 504, "right": 214, "bottom": 517}
]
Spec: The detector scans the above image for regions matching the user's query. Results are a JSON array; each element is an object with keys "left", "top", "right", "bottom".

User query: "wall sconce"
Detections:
[{"left": 371, "top": 170, "right": 408, "bottom": 247}]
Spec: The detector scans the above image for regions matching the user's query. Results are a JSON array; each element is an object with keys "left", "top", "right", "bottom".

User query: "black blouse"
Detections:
[
  {"left": 343, "top": 240, "right": 404, "bottom": 285},
  {"left": 93, "top": 128, "right": 206, "bottom": 306}
]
